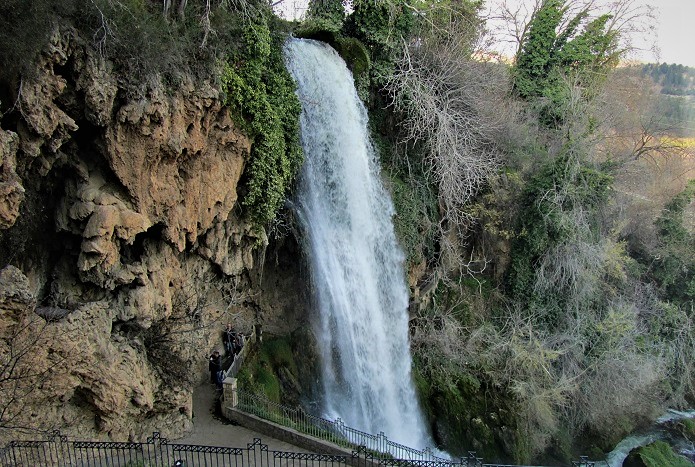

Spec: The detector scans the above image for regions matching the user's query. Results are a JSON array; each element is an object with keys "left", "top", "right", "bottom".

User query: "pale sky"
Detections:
[{"left": 640, "top": 0, "right": 695, "bottom": 67}]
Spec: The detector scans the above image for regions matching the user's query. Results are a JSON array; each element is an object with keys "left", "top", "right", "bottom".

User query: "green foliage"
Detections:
[
  {"left": 680, "top": 418, "right": 695, "bottom": 440},
  {"left": 220, "top": 15, "right": 303, "bottom": 226},
  {"left": 81, "top": 0, "right": 202, "bottom": 82},
  {"left": 256, "top": 365, "right": 281, "bottom": 402},
  {"left": 513, "top": 0, "right": 621, "bottom": 127},
  {"left": 413, "top": 351, "right": 516, "bottom": 460},
  {"left": 642, "top": 63, "right": 695, "bottom": 96},
  {"left": 262, "top": 337, "right": 298, "bottom": 375},
  {"left": 239, "top": 336, "right": 299, "bottom": 404},
  {"left": 370, "top": 106, "right": 439, "bottom": 267},
  {"left": 0, "top": 0, "right": 306, "bottom": 232},
  {"left": 507, "top": 152, "right": 613, "bottom": 312},
  {"left": 383, "top": 169, "right": 438, "bottom": 266},
  {"left": 306, "top": 0, "right": 346, "bottom": 34},
  {"left": 409, "top": 0, "right": 482, "bottom": 41},
  {"left": 0, "top": 0, "right": 77, "bottom": 85},
  {"left": 635, "top": 441, "right": 692, "bottom": 467},
  {"left": 333, "top": 37, "right": 371, "bottom": 100},
  {"left": 650, "top": 180, "right": 695, "bottom": 308},
  {"left": 513, "top": 0, "right": 564, "bottom": 100},
  {"left": 344, "top": 0, "right": 414, "bottom": 86}
]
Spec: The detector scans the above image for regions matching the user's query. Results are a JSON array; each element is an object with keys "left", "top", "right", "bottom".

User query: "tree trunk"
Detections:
[{"left": 177, "top": 0, "right": 188, "bottom": 19}]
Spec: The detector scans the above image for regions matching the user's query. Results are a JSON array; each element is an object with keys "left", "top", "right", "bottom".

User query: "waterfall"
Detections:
[{"left": 284, "top": 38, "right": 432, "bottom": 450}]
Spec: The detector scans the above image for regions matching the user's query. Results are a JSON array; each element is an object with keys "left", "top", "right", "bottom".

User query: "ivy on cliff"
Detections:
[
  {"left": 306, "top": 0, "right": 346, "bottom": 35},
  {"left": 344, "top": 0, "right": 414, "bottom": 87},
  {"left": 220, "top": 15, "right": 303, "bottom": 226},
  {"left": 507, "top": 150, "right": 613, "bottom": 320}
]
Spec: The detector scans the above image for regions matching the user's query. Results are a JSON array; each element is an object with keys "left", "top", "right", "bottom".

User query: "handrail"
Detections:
[
  {"left": 222, "top": 326, "right": 257, "bottom": 380},
  {"left": 0, "top": 431, "right": 600, "bottom": 467},
  {"left": 234, "top": 388, "right": 451, "bottom": 463}
]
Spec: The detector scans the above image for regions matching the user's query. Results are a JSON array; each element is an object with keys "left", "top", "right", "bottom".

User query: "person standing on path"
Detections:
[
  {"left": 209, "top": 350, "right": 221, "bottom": 385},
  {"left": 223, "top": 323, "right": 237, "bottom": 356}
]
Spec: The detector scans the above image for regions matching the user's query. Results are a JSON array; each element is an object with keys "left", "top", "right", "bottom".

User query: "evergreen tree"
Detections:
[
  {"left": 306, "top": 0, "right": 346, "bottom": 32},
  {"left": 513, "top": 0, "right": 564, "bottom": 100},
  {"left": 513, "top": 0, "right": 620, "bottom": 127}
]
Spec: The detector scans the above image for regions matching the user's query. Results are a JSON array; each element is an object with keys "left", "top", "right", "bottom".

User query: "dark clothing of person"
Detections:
[
  {"left": 209, "top": 353, "right": 221, "bottom": 384},
  {"left": 223, "top": 329, "right": 237, "bottom": 355},
  {"left": 233, "top": 334, "right": 243, "bottom": 355}
]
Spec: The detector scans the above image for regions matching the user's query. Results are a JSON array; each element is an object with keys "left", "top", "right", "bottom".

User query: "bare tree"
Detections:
[
  {"left": 200, "top": 0, "right": 213, "bottom": 48},
  {"left": 483, "top": 0, "right": 543, "bottom": 59},
  {"left": 385, "top": 18, "right": 520, "bottom": 280},
  {"left": 385, "top": 23, "right": 514, "bottom": 227},
  {"left": 0, "top": 306, "right": 72, "bottom": 443},
  {"left": 163, "top": 0, "right": 188, "bottom": 19},
  {"left": 598, "top": 70, "right": 695, "bottom": 165}
]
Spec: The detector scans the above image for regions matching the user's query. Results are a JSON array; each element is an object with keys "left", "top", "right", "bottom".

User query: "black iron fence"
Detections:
[
  {"left": 0, "top": 431, "right": 602, "bottom": 467},
  {"left": 0, "top": 432, "right": 480, "bottom": 467}
]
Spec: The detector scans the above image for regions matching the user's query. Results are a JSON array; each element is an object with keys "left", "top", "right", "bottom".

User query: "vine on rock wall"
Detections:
[{"left": 220, "top": 14, "right": 303, "bottom": 227}]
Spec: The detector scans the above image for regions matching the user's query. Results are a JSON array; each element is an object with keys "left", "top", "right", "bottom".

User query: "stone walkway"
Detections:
[{"left": 175, "top": 383, "right": 309, "bottom": 453}]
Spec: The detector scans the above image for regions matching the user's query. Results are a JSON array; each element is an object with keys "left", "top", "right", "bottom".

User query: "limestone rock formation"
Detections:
[
  {"left": 0, "top": 130, "right": 23, "bottom": 229},
  {"left": 0, "top": 28, "right": 308, "bottom": 444}
]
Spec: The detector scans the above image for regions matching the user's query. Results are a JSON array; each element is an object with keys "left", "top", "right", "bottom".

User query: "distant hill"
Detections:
[
  {"left": 642, "top": 63, "right": 695, "bottom": 96},
  {"left": 615, "top": 63, "right": 695, "bottom": 137}
]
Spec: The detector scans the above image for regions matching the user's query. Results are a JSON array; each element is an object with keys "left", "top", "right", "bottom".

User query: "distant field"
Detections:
[{"left": 661, "top": 137, "right": 695, "bottom": 148}]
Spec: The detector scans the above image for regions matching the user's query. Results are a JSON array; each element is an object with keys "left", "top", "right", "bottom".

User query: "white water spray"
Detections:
[{"left": 284, "top": 38, "right": 432, "bottom": 450}]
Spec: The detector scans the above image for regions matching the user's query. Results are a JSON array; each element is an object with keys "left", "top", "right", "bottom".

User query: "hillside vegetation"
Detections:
[
  {"left": 0, "top": 0, "right": 693, "bottom": 464},
  {"left": 299, "top": 0, "right": 695, "bottom": 463}
]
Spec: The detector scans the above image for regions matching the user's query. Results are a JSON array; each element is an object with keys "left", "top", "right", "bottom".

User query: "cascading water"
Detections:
[{"left": 284, "top": 38, "right": 433, "bottom": 450}]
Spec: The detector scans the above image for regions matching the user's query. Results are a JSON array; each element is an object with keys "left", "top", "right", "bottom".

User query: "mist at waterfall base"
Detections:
[{"left": 284, "top": 38, "right": 434, "bottom": 451}]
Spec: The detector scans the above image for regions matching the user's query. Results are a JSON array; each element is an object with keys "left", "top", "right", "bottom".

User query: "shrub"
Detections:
[{"left": 220, "top": 14, "right": 302, "bottom": 226}]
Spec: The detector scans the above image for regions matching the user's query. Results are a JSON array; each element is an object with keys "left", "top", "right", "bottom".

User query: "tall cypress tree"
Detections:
[
  {"left": 513, "top": 0, "right": 564, "bottom": 100},
  {"left": 513, "top": 0, "right": 620, "bottom": 127}
]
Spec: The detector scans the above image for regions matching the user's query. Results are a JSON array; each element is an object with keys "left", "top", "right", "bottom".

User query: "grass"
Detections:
[{"left": 636, "top": 441, "right": 691, "bottom": 467}]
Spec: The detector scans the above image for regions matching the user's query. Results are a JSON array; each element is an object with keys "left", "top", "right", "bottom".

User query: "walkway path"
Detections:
[{"left": 175, "top": 383, "right": 310, "bottom": 453}]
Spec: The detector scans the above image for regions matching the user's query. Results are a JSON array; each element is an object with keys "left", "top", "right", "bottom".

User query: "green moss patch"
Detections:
[{"left": 631, "top": 441, "right": 691, "bottom": 467}]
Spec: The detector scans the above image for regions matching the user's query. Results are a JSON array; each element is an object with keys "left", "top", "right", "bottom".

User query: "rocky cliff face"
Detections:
[{"left": 0, "top": 28, "right": 308, "bottom": 444}]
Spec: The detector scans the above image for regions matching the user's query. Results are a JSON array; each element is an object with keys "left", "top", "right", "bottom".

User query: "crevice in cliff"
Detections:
[
  {"left": 53, "top": 56, "right": 81, "bottom": 118},
  {"left": 0, "top": 160, "right": 81, "bottom": 288},
  {"left": 121, "top": 222, "right": 165, "bottom": 265},
  {"left": 69, "top": 386, "right": 102, "bottom": 431}
]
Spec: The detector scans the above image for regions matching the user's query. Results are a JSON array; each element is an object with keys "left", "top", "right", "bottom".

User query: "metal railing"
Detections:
[
  {"left": 222, "top": 327, "right": 257, "bottom": 381},
  {"left": 221, "top": 329, "right": 601, "bottom": 467},
  {"left": 1, "top": 431, "right": 602, "bottom": 467},
  {"left": 232, "top": 390, "right": 603, "bottom": 467},
  {"left": 1, "top": 432, "right": 353, "bottom": 467},
  {"left": 235, "top": 388, "right": 453, "bottom": 462}
]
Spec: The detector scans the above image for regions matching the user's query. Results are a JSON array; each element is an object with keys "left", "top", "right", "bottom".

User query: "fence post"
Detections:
[
  {"left": 146, "top": 432, "right": 170, "bottom": 466},
  {"left": 223, "top": 377, "right": 238, "bottom": 408},
  {"left": 572, "top": 456, "right": 595, "bottom": 467},
  {"left": 335, "top": 418, "right": 344, "bottom": 445},
  {"left": 466, "top": 451, "right": 482, "bottom": 467}
]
